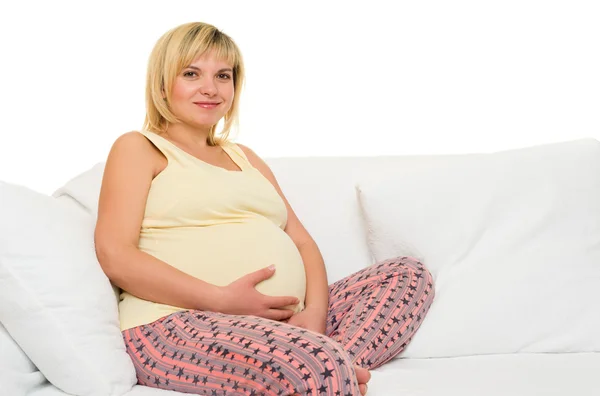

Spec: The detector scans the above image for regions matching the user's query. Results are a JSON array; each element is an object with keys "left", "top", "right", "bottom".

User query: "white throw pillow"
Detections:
[
  {"left": 357, "top": 138, "right": 600, "bottom": 358},
  {"left": 52, "top": 162, "right": 104, "bottom": 216},
  {"left": 0, "top": 181, "right": 136, "bottom": 396},
  {"left": 0, "top": 322, "right": 46, "bottom": 396}
]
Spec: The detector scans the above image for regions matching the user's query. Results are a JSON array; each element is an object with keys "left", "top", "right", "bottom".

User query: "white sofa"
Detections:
[{"left": 1, "top": 138, "right": 599, "bottom": 396}]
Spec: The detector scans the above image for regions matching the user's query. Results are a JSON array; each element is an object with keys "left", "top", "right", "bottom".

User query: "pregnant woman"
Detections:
[{"left": 94, "top": 21, "right": 434, "bottom": 396}]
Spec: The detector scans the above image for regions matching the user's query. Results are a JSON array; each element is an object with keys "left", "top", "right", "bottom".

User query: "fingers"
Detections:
[
  {"left": 264, "top": 309, "right": 295, "bottom": 321},
  {"left": 226, "top": 266, "right": 301, "bottom": 321},
  {"left": 265, "top": 295, "right": 300, "bottom": 309},
  {"left": 244, "top": 265, "right": 276, "bottom": 285}
]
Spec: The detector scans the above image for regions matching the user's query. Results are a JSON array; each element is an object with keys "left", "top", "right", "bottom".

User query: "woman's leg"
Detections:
[
  {"left": 326, "top": 256, "right": 435, "bottom": 369},
  {"left": 123, "top": 310, "right": 360, "bottom": 395}
]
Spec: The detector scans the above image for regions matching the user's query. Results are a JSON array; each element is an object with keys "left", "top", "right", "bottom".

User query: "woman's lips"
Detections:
[{"left": 194, "top": 102, "right": 220, "bottom": 109}]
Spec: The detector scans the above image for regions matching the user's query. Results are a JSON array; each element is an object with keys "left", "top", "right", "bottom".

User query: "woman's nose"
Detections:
[{"left": 198, "top": 77, "right": 217, "bottom": 96}]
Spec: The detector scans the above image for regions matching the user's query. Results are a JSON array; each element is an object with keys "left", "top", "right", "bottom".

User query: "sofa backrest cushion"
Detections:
[{"left": 357, "top": 138, "right": 600, "bottom": 358}]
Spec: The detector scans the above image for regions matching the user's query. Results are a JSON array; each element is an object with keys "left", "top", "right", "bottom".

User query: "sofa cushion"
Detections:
[
  {"left": 357, "top": 138, "right": 600, "bottom": 358},
  {"left": 368, "top": 352, "right": 600, "bottom": 396},
  {"left": 0, "top": 181, "right": 136, "bottom": 396}
]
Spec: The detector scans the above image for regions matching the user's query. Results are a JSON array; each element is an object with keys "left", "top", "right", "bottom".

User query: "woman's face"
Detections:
[{"left": 169, "top": 52, "right": 235, "bottom": 131}]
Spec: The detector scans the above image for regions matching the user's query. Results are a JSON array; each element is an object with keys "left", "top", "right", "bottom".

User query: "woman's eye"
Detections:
[
  {"left": 183, "top": 71, "right": 197, "bottom": 77},
  {"left": 218, "top": 73, "right": 232, "bottom": 80}
]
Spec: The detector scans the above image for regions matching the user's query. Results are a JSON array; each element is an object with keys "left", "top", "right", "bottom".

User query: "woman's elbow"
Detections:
[{"left": 94, "top": 236, "right": 128, "bottom": 282}]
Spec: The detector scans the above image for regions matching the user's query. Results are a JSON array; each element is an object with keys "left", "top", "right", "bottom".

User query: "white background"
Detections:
[{"left": 0, "top": 0, "right": 598, "bottom": 195}]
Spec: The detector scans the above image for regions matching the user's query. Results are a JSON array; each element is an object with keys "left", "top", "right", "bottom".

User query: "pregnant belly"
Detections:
[{"left": 138, "top": 220, "right": 307, "bottom": 312}]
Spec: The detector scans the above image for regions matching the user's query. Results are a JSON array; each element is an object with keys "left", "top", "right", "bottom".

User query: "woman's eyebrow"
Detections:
[{"left": 186, "top": 65, "right": 233, "bottom": 73}]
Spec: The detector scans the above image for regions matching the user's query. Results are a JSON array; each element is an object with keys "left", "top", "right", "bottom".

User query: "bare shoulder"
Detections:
[
  {"left": 110, "top": 131, "right": 166, "bottom": 177},
  {"left": 236, "top": 143, "right": 256, "bottom": 159},
  {"left": 111, "top": 131, "right": 155, "bottom": 155},
  {"left": 236, "top": 143, "right": 268, "bottom": 170}
]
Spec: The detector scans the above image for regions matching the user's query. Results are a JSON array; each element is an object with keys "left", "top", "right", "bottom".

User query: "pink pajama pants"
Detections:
[{"left": 123, "top": 256, "right": 435, "bottom": 395}]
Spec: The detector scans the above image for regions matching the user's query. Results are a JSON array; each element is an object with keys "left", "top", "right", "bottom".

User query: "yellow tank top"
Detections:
[{"left": 118, "top": 130, "right": 306, "bottom": 331}]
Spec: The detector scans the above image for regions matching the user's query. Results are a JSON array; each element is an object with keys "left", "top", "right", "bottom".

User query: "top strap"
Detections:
[
  {"left": 137, "top": 130, "right": 191, "bottom": 166},
  {"left": 222, "top": 143, "right": 254, "bottom": 171},
  {"left": 138, "top": 130, "right": 253, "bottom": 172}
]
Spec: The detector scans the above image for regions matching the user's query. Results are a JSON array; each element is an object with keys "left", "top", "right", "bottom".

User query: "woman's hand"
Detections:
[
  {"left": 285, "top": 306, "right": 327, "bottom": 334},
  {"left": 216, "top": 265, "right": 300, "bottom": 321}
]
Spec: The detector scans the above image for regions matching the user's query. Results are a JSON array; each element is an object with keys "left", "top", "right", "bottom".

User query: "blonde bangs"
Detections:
[{"left": 178, "top": 28, "right": 240, "bottom": 72}]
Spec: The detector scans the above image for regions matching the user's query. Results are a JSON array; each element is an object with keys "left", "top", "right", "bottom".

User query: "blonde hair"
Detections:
[{"left": 143, "top": 22, "right": 245, "bottom": 146}]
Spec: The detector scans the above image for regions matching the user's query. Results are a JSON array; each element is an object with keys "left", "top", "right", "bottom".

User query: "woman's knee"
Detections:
[
  {"left": 376, "top": 256, "right": 430, "bottom": 279},
  {"left": 377, "top": 256, "right": 435, "bottom": 302}
]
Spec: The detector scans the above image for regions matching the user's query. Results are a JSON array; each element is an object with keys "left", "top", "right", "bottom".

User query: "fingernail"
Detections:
[{"left": 268, "top": 265, "right": 275, "bottom": 271}]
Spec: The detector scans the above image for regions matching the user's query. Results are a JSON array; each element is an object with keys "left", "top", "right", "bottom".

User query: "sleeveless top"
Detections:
[{"left": 118, "top": 130, "right": 306, "bottom": 331}]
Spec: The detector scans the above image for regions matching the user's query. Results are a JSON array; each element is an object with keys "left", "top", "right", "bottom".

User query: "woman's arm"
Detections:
[
  {"left": 296, "top": 240, "right": 329, "bottom": 315},
  {"left": 95, "top": 132, "right": 222, "bottom": 310}
]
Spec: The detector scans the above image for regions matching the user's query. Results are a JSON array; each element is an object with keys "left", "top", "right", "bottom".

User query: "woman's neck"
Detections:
[{"left": 164, "top": 123, "right": 212, "bottom": 148}]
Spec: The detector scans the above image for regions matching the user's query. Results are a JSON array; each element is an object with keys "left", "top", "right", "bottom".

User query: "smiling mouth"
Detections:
[{"left": 194, "top": 102, "right": 220, "bottom": 109}]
